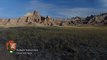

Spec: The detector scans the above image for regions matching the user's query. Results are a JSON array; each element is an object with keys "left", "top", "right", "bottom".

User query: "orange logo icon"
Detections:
[{"left": 6, "top": 40, "right": 16, "bottom": 52}]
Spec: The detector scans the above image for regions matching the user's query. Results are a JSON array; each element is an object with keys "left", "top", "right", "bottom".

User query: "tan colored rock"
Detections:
[
  {"left": 45, "top": 16, "right": 56, "bottom": 26},
  {"left": 88, "top": 13, "right": 107, "bottom": 25},
  {"left": 24, "top": 10, "right": 41, "bottom": 23}
]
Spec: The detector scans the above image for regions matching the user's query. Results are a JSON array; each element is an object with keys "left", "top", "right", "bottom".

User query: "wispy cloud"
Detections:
[
  {"left": 27, "top": 0, "right": 54, "bottom": 11},
  {"left": 26, "top": 0, "right": 107, "bottom": 18},
  {"left": 100, "top": 0, "right": 107, "bottom": 7},
  {"left": 0, "top": 7, "right": 4, "bottom": 10},
  {"left": 26, "top": 0, "right": 56, "bottom": 16},
  {"left": 55, "top": 8, "right": 107, "bottom": 17}
]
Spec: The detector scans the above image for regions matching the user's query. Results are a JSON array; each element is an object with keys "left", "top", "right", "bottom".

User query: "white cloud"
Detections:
[
  {"left": 100, "top": 0, "right": 107, "bottom": 6},
  {"left": 0, "top": 8, "right": 4, "bottom": 10},
  {"left": 26, "top": 0, "right": 57, "bottom": 16},
  {"left": 26, "top": 0, "right": 107, "bottom": 17},
  {"left": 55, "top": 8, "right": 107, "bottom": 17},
  {"left": 27, "top": 0, "right": 55, "bottom": 11}
]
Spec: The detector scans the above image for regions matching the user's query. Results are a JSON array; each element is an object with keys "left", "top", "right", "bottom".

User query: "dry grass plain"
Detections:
[{"left": 0, "top": 26, "right": 107, "bottom": 60}]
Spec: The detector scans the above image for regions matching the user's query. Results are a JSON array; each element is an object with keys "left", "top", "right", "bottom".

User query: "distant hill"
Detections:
[
  {"left": 0, "top": 10, "right": 107, "bottom": 27},
  {"left": 87, "top": 13, "right": 107, "bottom": 25},
  {"left": 0, "top": 10, "right": 55, "bottom": 27}
]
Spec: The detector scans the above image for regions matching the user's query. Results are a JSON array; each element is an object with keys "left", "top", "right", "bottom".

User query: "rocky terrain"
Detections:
[
  {"left": 0, "top": 11, "right": 56, "bottom": 26},
  {"left": 0, "top": 11, "right": 107, "bottom": 60},
  {"left": 87, "top": 13, "right": 107, "bottom": 25},
  {"left": 0, "top": 10, "right": 107, "bottom": 27}
]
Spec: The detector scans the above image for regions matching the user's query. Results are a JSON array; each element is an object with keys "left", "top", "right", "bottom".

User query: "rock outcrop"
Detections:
[
  {"left": 0, "top": 10, "right": 56, "bottom": 26},
  {"left": 87, "top": 13, "right": 107, "bottom": 25},
  {"left": 0, "top": 10, "right": 107, "bottom": 26}
]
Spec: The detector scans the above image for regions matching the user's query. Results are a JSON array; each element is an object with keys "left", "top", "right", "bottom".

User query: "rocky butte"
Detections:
[
  {"left": 0, "top": 10, "right": 56, "bottom": 27},
  {"left": 0, "top": 10, "right": 107, "bottom": 27}
]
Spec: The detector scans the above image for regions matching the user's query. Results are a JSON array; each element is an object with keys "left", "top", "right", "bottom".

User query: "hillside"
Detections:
[{"left": 0, "top": 11, "right": 107, "bottom": 27}]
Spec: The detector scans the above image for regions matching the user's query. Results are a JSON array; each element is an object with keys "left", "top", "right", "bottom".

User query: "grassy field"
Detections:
[{"left": 0, "top": 26, "right": 107, "bottom": 60}]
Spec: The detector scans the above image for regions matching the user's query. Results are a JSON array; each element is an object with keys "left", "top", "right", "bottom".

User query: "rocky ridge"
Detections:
[
  {"left": 87, "top": 13, "right": 107, "bottom": 25},
  {"left": 0, "top": 10, "right": 107, "bottom": 26},
  {"left": 0, "top": 10, "right": 56, "bottom": 26}
]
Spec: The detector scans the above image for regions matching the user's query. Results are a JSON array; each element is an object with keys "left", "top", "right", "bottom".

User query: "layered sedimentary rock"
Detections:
[
  {"left": 0, "top": 10, "right": 56, "bottom": 26},
  {"left": 87, "top": 13, "right": 107, "bottom": 25},
  {"left": 0, "top": 10, "right": 107, "bottom": 26}
]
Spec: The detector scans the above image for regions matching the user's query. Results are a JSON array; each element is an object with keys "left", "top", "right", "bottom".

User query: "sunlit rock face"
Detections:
[
  {"left": 0, "top": 10, "right": 83, "bottom": 26},
  {"left": 24, "top": 10, "right": 42, "bottom": 24},
  {"left": 0, "top": 10, "right": 107, "bottom": 26},
  {"left": 88, "top": 13, "right": 107, "bottom": 25},
  {"left": 0, "top": 10, "right": 57, "bottom": 26},
  {"left": 0, "top": 10, "right": 44, "bottom": 26}
]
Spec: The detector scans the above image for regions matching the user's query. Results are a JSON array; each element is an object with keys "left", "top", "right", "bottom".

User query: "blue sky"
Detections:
[{"left": 0, "top": 0, "right": 107, "bottom": 18}]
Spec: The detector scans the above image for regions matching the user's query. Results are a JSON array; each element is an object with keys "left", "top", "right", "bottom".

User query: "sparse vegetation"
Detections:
[{"left": 0, "top": 26, "right": 107, "bottom": 60}]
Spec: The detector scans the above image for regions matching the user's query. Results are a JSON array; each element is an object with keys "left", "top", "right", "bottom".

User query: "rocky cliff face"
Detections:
[
  {"left": 0, "top": 10, "right": 56, "bottom": 26},
  {"left": 87, "top": 13, "right": 107, "bottom": 25},
  {"left": 0, "top": 10, "right": 107, "bottom": 26}
]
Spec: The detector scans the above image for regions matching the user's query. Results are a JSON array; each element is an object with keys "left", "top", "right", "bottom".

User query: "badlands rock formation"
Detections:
[
  {"left": 0, "top": 10, "right": 55, "bottom": 26},
  {"left": 87, "top": 13, "right": 107, "bottom": 25},
  {"left": 0, "top": 10, "right": 107, "bottom": 26}
]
